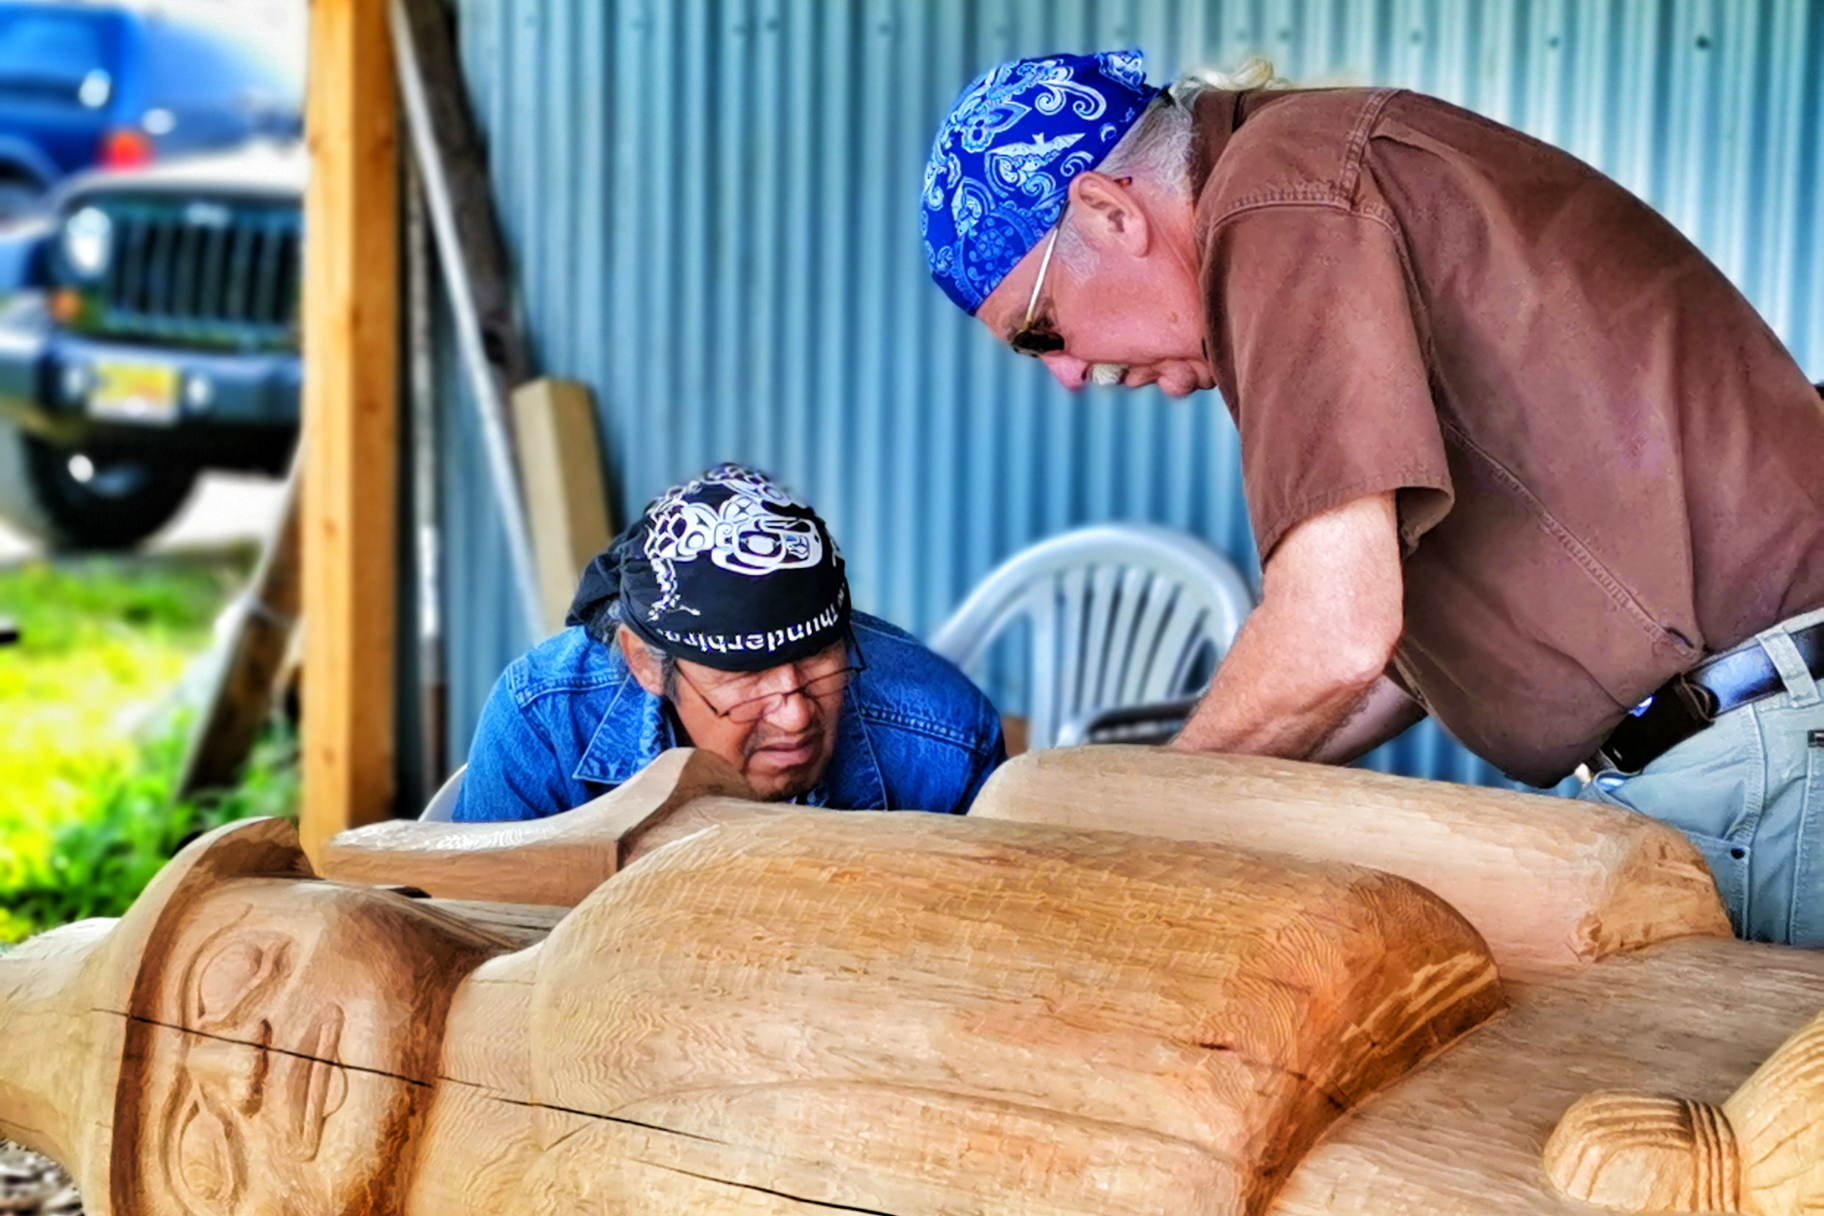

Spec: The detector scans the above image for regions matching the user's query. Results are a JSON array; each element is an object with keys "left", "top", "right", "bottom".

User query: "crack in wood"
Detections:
[
  {"left": 113, "top": 1014, "right": 735, "bottom": 1149},
  {"left": 115, "top": 1011, "right": 435, "bottom": 1089},
  {"left": 458, "top": 1082, "right": 730, "bottom": 1146},
  {"left": 634, "top": 1159, "right": 901, "bottom": 1215},
  {"left": 1187, "top": 1037, "right": 1349, "bottom": 1113}
]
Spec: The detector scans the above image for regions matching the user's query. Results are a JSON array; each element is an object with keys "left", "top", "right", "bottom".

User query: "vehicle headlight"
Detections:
[{"left": 62, "top": 207, "right": 112, "bottom": 279}]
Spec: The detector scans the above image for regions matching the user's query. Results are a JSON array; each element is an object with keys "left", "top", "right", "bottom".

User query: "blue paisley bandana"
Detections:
[{"left": 922, "top": 49, "right": 1161, "bottom": 315}]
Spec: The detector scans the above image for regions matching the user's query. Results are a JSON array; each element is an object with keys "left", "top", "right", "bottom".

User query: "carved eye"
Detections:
[
  {"left": 171, "top": 1094, "right": 243, "bottom": 1215},
  {"left": 190, "top": 933, "right": 292, "bottom": 1030}
]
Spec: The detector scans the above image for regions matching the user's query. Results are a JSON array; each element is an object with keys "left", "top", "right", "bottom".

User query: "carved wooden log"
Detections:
[
  {"left": 1543, "top": 1007, "right": 1824, "bottom": 1214},
  {"left": 0, "top": 812, "right": 1505, "bottom": 1215},
  {"left": 420, "top": 810, "right": 1505, "bottom": 1215},
  {"left": 1265, "top": 937, "right": 1824, "bottom": 1216},
  {"left": 969, "top": 746, "right": 1732, "bottom": 985},
  {"left": 321, "top": 747, "right": 780, "bottom": 904}
]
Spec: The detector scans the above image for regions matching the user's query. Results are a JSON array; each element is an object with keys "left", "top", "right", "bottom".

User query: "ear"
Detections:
[
  {"left": 617, "top": 628, "right": 667, "bottom": 697},
  {"left": 1067, "top": 171, "right": 1151, "bottom": 257}
]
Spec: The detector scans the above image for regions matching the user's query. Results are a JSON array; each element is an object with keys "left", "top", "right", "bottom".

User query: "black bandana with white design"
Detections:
[{"left": 567, "top": 463, "right": 851, "bottom": 672}]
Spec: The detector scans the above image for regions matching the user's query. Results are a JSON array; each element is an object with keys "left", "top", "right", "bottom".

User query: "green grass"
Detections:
[{"left": 0, "top": 550, "right": 298, "bottom": 942}]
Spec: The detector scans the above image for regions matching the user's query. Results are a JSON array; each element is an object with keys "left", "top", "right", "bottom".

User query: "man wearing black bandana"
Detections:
[{"left": 453, "top": 463, "right": 1006, "bottom": 817}]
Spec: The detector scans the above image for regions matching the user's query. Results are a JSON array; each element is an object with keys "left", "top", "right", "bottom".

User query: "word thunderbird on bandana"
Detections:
[
  {"left": 567, "top": 464, "right": 851, "bottom": 673},
  {"left": 921, "top": 49, "right": 1161, "bottom": 315}
]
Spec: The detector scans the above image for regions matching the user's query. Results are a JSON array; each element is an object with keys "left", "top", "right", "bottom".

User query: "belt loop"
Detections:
[{"left": 1757, "top": 622, "right": 1823, "bottom": 708}]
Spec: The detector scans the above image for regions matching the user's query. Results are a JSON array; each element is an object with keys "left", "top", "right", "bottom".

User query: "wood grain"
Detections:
[
  {"left": 299, "top": 0, "right": 399, "bottom": 863},
  {"left": 404, "top": 811, "right": 1504, "bottom": 1216},
  {"left": 969, "top": 746, "right": 1731, "bottom": 984},
  {"left": 321, "top": 748, "right": 769, "bottom": 904},
  {"left": 1268, "top": 937, "right": 1824, "bottom": 1216},
  {"left": 421, "top": 899, "right": 568, "bottom": 949},
  {"left": 5, "top": 812, "right": 1504, "bottom": 1215},
  {"left": 1542, "top": 1006, "right": 1824, "bottom": 1214}
]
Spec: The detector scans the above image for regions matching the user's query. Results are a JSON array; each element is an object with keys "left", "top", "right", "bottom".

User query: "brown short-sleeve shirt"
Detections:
[{"left": 1194, "top": 87, "right": 1824, "bottom": 785}]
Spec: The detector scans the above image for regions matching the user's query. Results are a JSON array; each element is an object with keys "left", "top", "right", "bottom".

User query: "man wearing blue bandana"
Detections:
[
  {"left": 454, "top": 463, "right": 1005, "bottom": 821},
  {"left": 922, "top": 53, "right": 1824, "bottom": 947}
]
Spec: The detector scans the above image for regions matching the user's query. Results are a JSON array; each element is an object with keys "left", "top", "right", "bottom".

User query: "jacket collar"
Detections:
[
  {"left": 571, "top": 656, "right": 678, "bottom": 788},
  {"left": 570, "top": 641, "right": 888, "bottom": 809}
]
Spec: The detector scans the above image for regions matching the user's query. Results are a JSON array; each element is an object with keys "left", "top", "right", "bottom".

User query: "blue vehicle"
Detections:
[
  {"left": 0, "top": 142, "right": 303, "bottom": 548},
  {"left": 0, "top": 2, "right": 298, "bottom": 216}
]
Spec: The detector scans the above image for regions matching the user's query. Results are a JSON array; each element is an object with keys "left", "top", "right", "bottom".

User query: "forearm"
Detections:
[
  {"left": 1170, "top": 610, "right": 1385, "bottom": 758},
  {"left": 1169, "top": 492, "right": 1406, "bottom": 762}
]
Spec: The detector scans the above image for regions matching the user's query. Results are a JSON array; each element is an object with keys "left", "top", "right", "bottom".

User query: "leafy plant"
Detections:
[
  {"left": 0, "top": 720, "right": 298, "bottom": 941},
  {"left": 0, "top": 548, "right": 295, "bottom": 943}
]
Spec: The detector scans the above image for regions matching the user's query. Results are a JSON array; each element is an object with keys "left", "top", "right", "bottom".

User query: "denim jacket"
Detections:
[{"left": 453, "top": 612, "right": 1006, "bottom": 821}]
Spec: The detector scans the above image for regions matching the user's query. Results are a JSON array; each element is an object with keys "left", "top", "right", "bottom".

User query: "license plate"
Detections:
[{"left": 88, "top": 361, "right": 180, "bottom": 425}]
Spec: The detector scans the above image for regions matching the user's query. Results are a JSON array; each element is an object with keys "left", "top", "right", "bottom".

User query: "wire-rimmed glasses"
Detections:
[{"left": 674, "top": 653, "right": 865, "bottom": 723}]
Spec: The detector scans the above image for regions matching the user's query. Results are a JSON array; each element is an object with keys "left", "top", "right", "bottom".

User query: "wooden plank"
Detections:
[
  {"left": 511, "top": 378, "right": 615, "bottom": 635},
  {"left": 389, "top": 0, "right": 525, "bottom": 390},
  {"left": 969, "top": 745, "right": 1732, "bottom": 986},
  {"left": 391, "top": 0, "right": 544, "bottom": 636},
  {"left": 177, "top": 455, "right": 302, "bottom": 796},
  {"left": 300, "top": 0, "right": 399, "bottom": 863},
  {"left": 1268, "top": 937, "right": 1824, "bottom": 1216}
]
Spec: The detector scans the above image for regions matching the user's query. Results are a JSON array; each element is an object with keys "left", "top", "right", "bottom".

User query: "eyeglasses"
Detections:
[
  {"left": 1008, "top": 221, "right": 1066, "bottom": 358},
  {"left": 673, "top": 654, "right": 865, "bottom": 723}
]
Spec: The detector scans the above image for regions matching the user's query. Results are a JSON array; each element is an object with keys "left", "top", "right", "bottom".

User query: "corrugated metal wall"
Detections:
[{"left": 434, "top": 0, "right": 1824, "bottom": 793}]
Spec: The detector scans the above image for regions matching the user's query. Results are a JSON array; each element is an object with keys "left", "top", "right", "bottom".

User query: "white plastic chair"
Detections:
[
  {"left": 420, "top": 764, "right": 467, "bottom": 821},
  {"left": 930, "top": 524, "right": 1254, "bottom": 751}
]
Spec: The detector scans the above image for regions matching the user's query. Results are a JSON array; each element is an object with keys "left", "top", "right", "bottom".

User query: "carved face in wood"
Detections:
[
  {"left": 118, "top": 878, "right": 495, "bottom": 1216},
  {"left": 2, "top": 811, "right": 1508, "bottom": 1216}
]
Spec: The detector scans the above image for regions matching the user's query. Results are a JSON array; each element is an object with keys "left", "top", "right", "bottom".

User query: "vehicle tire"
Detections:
[
  {"left": 0, "top": 179, "right": 46, "bottom": 223},
  {"left": 0, "top": 418, "right": 198, "bottom": 551}
]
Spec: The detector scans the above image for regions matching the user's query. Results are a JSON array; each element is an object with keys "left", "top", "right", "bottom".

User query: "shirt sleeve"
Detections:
[
  {"left": 451, "top": 666, "right": 572, "bottom": 822},
  {"left": 1204, "top": 205, "right": 1454, "bottom": 560}
]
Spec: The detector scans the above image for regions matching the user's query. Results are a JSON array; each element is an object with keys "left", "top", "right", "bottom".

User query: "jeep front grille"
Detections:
[{"left": 67, "top": 196, "right": 301, "bottom": 352}]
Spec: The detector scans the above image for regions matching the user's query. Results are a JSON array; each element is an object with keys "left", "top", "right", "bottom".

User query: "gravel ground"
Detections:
[{"left": 0, "top": 1143, "right": 78, "bottom": 1215}]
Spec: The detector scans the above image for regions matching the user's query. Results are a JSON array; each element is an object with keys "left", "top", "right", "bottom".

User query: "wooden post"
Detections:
[{"left": 300, "top": 0, "right": 399, "bottom": 862}]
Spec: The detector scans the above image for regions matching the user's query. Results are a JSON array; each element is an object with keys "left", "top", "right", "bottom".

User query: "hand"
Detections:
[{"left": 1170, "top": 493, "right": 1405, "bottom": 759}]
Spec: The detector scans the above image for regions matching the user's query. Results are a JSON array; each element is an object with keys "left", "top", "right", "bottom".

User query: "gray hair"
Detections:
[
  {"left": 611, "top": 613, "right": 678, "bottom": 698},
  {"left": 1057, "top": 57, "right": 1285, "bottom": 270}
]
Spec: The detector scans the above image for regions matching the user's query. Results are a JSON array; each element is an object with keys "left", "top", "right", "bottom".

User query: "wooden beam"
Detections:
[
  {"left": 511, "top": 378, "right": 615, "bottom": 635},
  {"left": 178, "top": 455, "right": 302, "bottom": 796},
  {"left": 300, "top": 0, "right": 399, "bottom": 862},
  {"left": 392, "top": 0, "right": 544, "bottom": 636}
]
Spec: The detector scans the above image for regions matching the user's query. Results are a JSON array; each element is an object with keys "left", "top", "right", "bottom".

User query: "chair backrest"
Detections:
[
  {"left": 929, "top": 524, "right": 1254, "bottom": 751},
  {"left": 420, "top": 764, "right": 468, "bottom": 821}
]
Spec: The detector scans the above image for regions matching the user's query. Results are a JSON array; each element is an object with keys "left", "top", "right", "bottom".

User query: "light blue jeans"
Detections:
[{"left": 1581, "top": 606, "right": 1824, "bottom": 946}]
